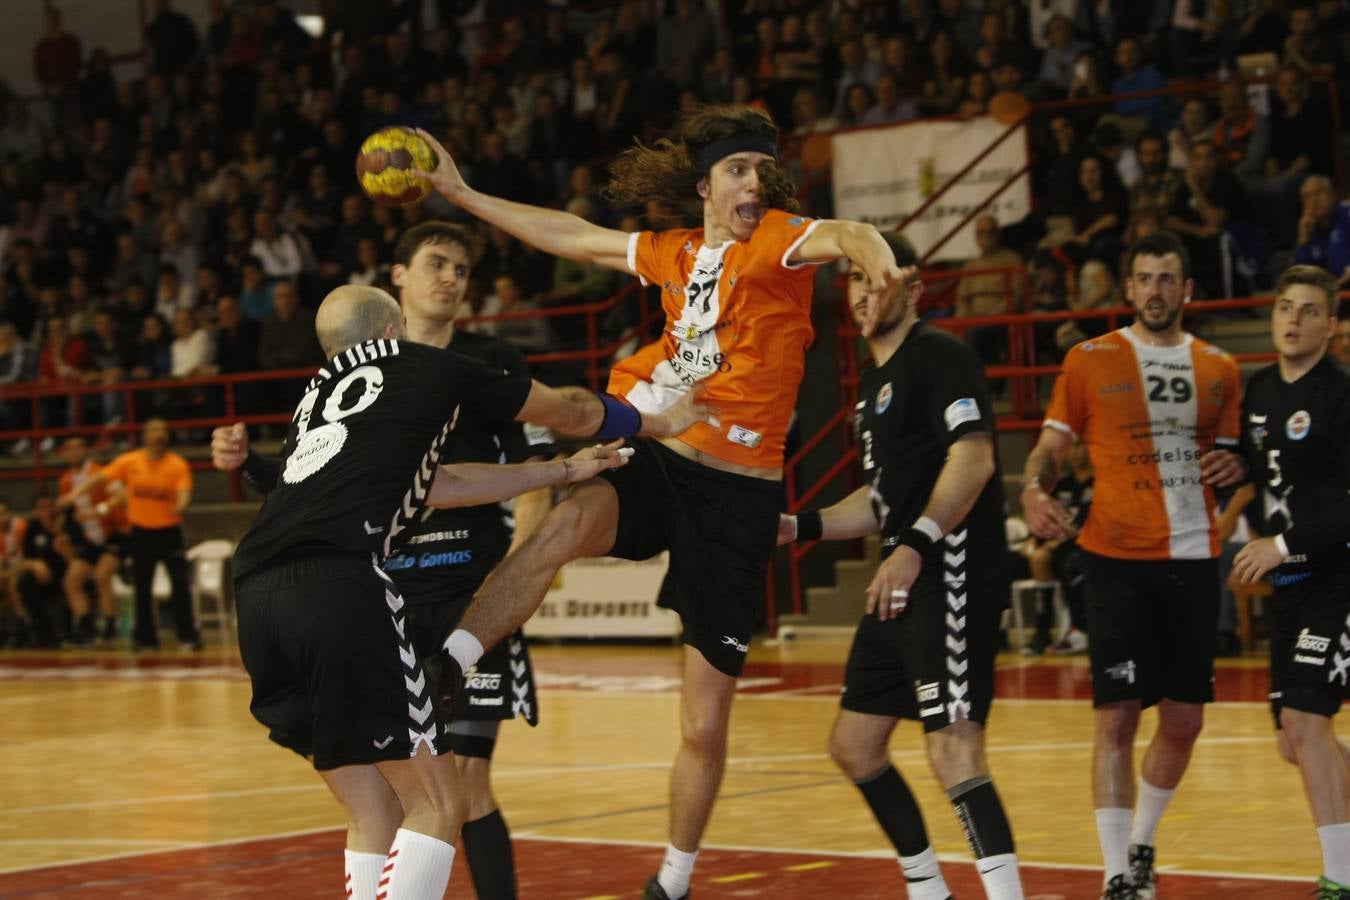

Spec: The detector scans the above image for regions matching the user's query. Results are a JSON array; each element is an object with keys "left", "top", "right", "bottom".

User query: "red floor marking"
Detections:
[{"left": 0, "top": 830, "right": 1309, "bottom": 899}]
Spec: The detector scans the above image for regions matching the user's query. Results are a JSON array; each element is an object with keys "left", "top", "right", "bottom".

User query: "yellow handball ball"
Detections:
[{"left": 355, "top": 126, "right": 438, "bottom": 207}]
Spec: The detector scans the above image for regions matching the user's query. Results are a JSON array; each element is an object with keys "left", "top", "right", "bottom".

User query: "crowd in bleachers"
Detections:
[{"left": 0, "top": 0, "right": 1347, "bottom": 444}]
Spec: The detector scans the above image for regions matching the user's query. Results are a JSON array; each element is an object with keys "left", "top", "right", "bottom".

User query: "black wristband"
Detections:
[
  {"left": 796, "top": 510, "right": 823, "bottom": 542},
  {"left": 896, "top": 527, "right": 935, "bottom": 553}
]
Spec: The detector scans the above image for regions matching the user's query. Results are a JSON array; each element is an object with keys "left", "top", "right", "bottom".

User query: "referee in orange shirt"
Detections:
[{"left": 61, "top": 418, "right": 199, "bottom": 650}]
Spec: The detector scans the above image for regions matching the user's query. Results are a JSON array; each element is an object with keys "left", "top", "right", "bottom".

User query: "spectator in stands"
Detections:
[
  {"left": 972, "top": 9, "right": 1023, "bottom": 71},
  {"left": 991, "top": 54, "right": 1043, "bottom": 104},
  {"left": 131, "top": 313, "right": 172, "bottom": 383},
  {"left": 348, "top": 236, "right": 389, "bottom": 288},
  {"left": 1168, "top": 95, "right": 1213, "bottom": 171},
  {"left": 1054, "top": 257, "right": 1118, "bottom": 357},
  {"left": 880, "top": 33, "right": 925, "bottom": 101},
  {"left": 863, "top": 72, "right": 918, "bottom": 125},
  {"left": 1091, "top": 120, "right": 1141, "bottom": 189},
  {"left": 1167, "top": 139, "right": 1252, "bottom": 297},
  {"left": 921, "top": 28, "right": 967, "bottom": 115},
  {"left": 472, "top": 273, "right": 552, "bottom": 353},
  {"left": 1037, "top": 13, "right": 1090, "bottom": 95},
  {"left": 169, "top": 308, "right": 215, "bottom": 379},
  {"left": 1066, "top": 153, "right": 1127, "bottom": 265},
  {"left": 258, "top": 279, "right": 322, "bottom": 373},
  {"left": 957, "top": 68, "right": 993, "bottom": 117},
  {"left": 36, "top": 316, "right": 88, "bottom": 446},
  {"left": 832, "top": 38, "right": 881, "bottom": 118},
  {"left": 1210, "top": 78, "right": 1269, "bottom": 186},
  {"left": 1295, "top": 175, "right": 1350, "bottom": 286},
  {"left": 1065, "top": 50, "right": 1108, "bottom": 132},
  {"left": 33, "top": 6, "right": 82, "bottom": 98},
  {"left": 111, "top": 232, "right": 158, "bottom": 295},
  {"left": 154, "top": 263, "right": 195, "bottom": 321},
  {"left": 84, "top": 307, "right": 133, "bottom": 426},
  {"left": 1268, "top": 65, "right": 1334, "bottom": 183},
  {"left": 657, "top": 0, "right": 717, "bottom": 90},
  {"left": 210, "top": 294, "right": 259, "bottom": 376},
  {"left": 145, "top": 0, "right": 199, "bottom": 75},
  {"left": 1041, "top": 114, "right": 1084, "bottom": 220},
  {"left": 249, "top": 208, "right": 305, "bottom": 280},
  {"left": 838, "top": 82, "right": 876, "bottom": 128},
  {"left": 1283, "top": 3, "right": 1345, "bottom": 76},
  {"left": 0, "top": 322, "right": 35, "bottom": 441},
  {"left": 1111, "top": 36, "right": 1170, "bottom": 135},
  {"left": 958, "top": 214, "right": 1025, "bottom": 368},
  {"left": 1130, "top": 131, "right": 1184, "bottom": 221},
  {"left": 937, "top": 0, "right": 981, "bottom": 57}
]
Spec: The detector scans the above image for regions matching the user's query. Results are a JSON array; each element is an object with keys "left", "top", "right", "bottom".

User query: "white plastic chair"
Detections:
[{"left": 187, "top": 539, "right": 237, "bottom": 638}]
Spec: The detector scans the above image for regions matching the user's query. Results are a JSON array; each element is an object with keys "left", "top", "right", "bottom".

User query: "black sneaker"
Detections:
[
  {"left": 1101, "top": 873, "right": 1139, "bottom": 899},
  {"left": 101, "top": 617, "right": 119, "bottom": 645},
  {"left": 1129, "top": 843, "right": 1156, "bottom": 899},
  {"left": 68, "top": 615, "right": 96, "bottom": 648},
  {"left": 642, "top": 876, "right": 687, "bottom": 900}
]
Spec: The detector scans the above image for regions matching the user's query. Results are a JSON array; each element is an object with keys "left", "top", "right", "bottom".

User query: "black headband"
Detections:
[{"left": 694, "top": 133, "right": 778, "bottom": 172}]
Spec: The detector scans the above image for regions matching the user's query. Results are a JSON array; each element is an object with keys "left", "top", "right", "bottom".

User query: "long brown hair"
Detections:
[{"left": 605, "top": 104, "right": 799, "bottom": 218}]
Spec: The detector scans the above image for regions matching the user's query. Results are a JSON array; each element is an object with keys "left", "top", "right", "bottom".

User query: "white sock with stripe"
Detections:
[
  {"left": 898, "top": 846, "right": 949, "bottom": 899},
  {"left": 977, "top": 851, "right": 1024, "bottom": 899},
  {"left": 344, "top": 849, "right": 385, "bottom": 899},
  {"left": 378, "top": 828, "right": 454, "bottom": 899}
]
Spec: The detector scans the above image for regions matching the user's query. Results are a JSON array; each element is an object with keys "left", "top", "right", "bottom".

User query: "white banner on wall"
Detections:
[
  {"left": 831, "top": 117, "right": 1032, "bottom": 262},
  {"left": 526, "top": 553, "right": 682, "bottom": 639}
]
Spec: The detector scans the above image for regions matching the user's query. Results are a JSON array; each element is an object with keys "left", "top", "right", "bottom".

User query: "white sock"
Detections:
[
  {"left": 657, "top": 845, "right": 697, "bottom": 899},
  {"left": 1129, "top": 779, "right": 1175, "bottom": 847},
  {"left": 899, "top": 846, "right": 950, "bottom": 900},
  {"left": 1318, "top": 822, "right": 1350, "bottom": 884},
  {"left": 380, "top": 828, "right": 454, "bottom": 899},
  {"left": 1095, "top": 807, "right": 1132, "bottom": 882},
  {"left": 977, "top": 851, "right": 1024, "bottom": 899},
  {"left": 442, "top": 630, "right": 484, "bottom": 673},
  {"left": 345, "top": 849, "right": 385, "bottom": 899}
]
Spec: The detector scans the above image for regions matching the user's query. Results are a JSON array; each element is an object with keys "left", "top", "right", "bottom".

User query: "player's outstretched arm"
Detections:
[
  {"left": 514, "top": 382, "right": 716, "bottom": 442},
  {"left": 786, "top": 219, "right": 919, "bottom": 335},
  {"left": 427, "top": 442, "right": 633, "bottom": 508},
  {"left": 778, "top": 485, "right": 880, "bottom": 546},
  {"left": 1021, "top": 426, "right": 1074, "bottom": 541},
  {"left": 413, "top": 129, "right": 632, "bottom": 272}
]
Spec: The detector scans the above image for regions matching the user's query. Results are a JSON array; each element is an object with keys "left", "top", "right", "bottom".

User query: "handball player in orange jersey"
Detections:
[
  {"left": 415, "top": 104, "right": 911, "bottom": 899},
  {"left": 1021, "top": 232, "right": 1244, "bottom": 899}
]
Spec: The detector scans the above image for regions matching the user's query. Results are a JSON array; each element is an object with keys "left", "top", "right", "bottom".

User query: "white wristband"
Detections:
[
  {"left": 1274, "top": 533, "right": 1290, "bottom": 559},
  {"left": 913, "top": 516, "right": 943, "bottom": 543}
]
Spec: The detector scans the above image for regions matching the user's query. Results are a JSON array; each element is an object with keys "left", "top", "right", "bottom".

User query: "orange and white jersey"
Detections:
[
  {"left": 59, "top": 461, "right": 120, "bottom": 545},
  {"left": 610, "top": 209, "right": 822, "bottom": 469},
  {"left": 1045, "top": 327, "right": 1240, "bottom": 560}
]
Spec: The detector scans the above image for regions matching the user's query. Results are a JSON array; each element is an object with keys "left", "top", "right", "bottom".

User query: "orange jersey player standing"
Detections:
[
  {"left": 414, "top": 103, "right": 913, "bottom": 899},
  {"left": 1022, "top": 231, "right": 1246, "bottom": 900}
]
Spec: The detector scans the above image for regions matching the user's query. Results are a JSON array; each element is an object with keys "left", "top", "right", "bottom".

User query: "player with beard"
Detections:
[
  {"left": 1021, "top": 231, "right": 1244, "bottom": 899},
  {"left": 780, "top": 233, "right": 1023, "bottom": 899},
  {"left": 213, "top": 222, "right": 554, "bottom": 899},
  {"left": 1229, "top": 266, "right": 1350, "bottom": 899},
  {"left": 417, "top": 104, "right": 910, "bottom": 899}
]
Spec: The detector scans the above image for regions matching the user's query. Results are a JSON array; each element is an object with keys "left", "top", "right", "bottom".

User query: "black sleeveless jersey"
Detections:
[
  {"left": 1239, "top": 355, "right": 1350, "bottom": 573},
  {"left": 234, "top": 338, "right": 532, "bottom": 580},
  {"left": 855, "top": 324, "right": 1005, "bottom": 567}
]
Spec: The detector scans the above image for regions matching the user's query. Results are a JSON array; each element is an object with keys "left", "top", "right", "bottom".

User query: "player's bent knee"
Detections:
[
  {"left": 1278, "top": 706, "right": 1330, "bottom": 751},
  {"left": 827, "top": 728, "right": 887, "bottom": 780},
  {"left": 1157, "top": 704, "right": 1204, "bottom": 744}
]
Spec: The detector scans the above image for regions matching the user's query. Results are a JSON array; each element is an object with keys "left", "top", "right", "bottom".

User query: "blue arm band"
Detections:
[{"left": 594, "top": 392, "right": 643, "bottom": 439}]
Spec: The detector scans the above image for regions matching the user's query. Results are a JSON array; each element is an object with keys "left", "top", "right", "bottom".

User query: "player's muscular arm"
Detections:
[
  {"left": 1021, "top": 426, "right": 1074, "bottom": 540},
  {"left": 414, "top": 129, "right": 632, "bottom": 272},
  {"left": 918, "top": 432, "right": 996, "bottom": 532},
  {"left": 790, "top": 220, "right": 919, "bottom": 335},
  {"left": 778, "top": 485, "right": 880, "bottom": 545},
  {"left": 515, "top": 382, "right": 715, "bottom": 440},
  {"left": 428, "top": 443, "right": 630, "bottom": 508}
]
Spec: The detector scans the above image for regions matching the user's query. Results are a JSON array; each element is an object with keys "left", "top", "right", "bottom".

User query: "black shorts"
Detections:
[
  {"left": 841, "top": 540, "right": 1005, "bottom": 731},
  {"left": 404, "top": 597, "right": 539, "bottom": 727},
  {"left": 235, "top": 550, "right": 446, "bottom": 771},
  {"left": 599, "top": 439, "right": 782, "bottom": 677},
  {"left": 75, "top": 535, "right": 125, "bottom": 566},
  {"left": 1081, "top": 552, "right": 1219, "bottom": 708},
  {"left": 1269, "top": 567, "right": 1350, "bottom": 724}
]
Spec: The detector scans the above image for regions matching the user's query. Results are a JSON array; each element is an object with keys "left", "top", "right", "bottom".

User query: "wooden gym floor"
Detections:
[{"left": 0, "top": 636, "right": 1331, "bottom": 898}]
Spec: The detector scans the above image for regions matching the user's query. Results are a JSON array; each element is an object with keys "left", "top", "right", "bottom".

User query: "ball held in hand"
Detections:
[{"left": 355, "top": 127, "right": 438, "bottom": 207}]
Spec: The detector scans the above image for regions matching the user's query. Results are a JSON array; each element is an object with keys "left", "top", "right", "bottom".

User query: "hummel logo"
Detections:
[
  {"left": 364, "top": 520, "right": 384, "bottom": 535},
  {"left": 721, "top": 635, "right": 749, "bottom": 653},
  {"left": 373, "top": 735, "right": 394, "bottom": 749}
]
